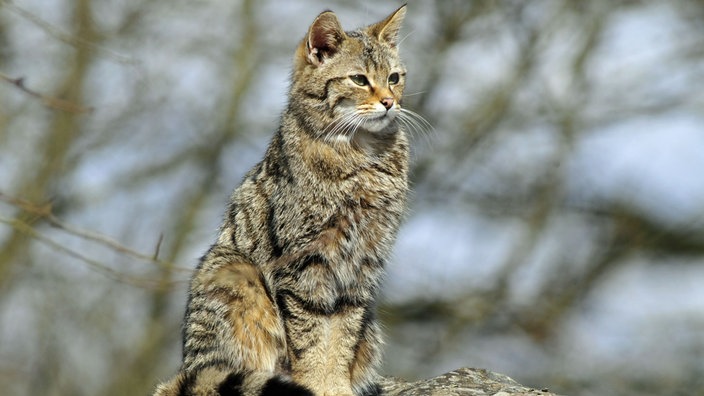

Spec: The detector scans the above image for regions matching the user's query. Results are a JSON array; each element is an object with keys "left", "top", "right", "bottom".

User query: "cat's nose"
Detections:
[{"left": 380, "top": 97, "right": 394, "bottom": 110}]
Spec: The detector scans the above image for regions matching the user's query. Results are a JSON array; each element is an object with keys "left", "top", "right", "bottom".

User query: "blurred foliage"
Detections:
[{"left": 1, "top": 1, "right": 703, "bottom": 395}]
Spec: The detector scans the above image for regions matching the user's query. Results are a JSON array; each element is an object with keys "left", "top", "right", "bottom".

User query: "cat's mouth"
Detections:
[
  {"left": 363, "top": 109, "right": 398, "bottom": 130},
  {"left": 373, "top": 110, "right": 396, "bottom": 119},
  {"left": 323, "top": 107, "right": 398, "bottom": 141}
]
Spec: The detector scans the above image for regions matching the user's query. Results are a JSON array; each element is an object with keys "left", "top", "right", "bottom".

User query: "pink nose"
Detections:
[{"left": 381, "top": 97, "right": 394, "bottom": 110}]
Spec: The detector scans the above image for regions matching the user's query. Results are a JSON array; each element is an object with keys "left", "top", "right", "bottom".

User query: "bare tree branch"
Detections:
[
  {"left": 0, "top": 71, "right": 94, "bottom": 113},
  {"left": 2, "top": 0, "right": 133, "bottom": 63},
  {"left": 0, "top": 191, "right": 187, "bottom": 273}
]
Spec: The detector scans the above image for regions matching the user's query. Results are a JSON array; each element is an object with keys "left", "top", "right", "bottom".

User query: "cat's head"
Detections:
[{"left": 291, "top": 5, "right": 407, "bottom": 142}]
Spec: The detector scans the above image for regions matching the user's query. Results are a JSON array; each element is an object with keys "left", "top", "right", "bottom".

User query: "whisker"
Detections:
[
  {"left": 402, "top": 108, "right": 434, "bottom": 133},
  {"left": 398, "top": 108, "right": 435, "bottom": 148},
  {"left": 336, "top": 112, "right": 363, "bottom": 143},
  {"left": 401, "top": 91, "right": 426, "bottom": 97},
  {"left": 349, "top": 113, "right": 366, "bottom": 138},
  {"left": 340, "top": 112, "right": 363, "bottom": 141},
  {"left": 322, "top": 111, "right": 359, "bottom": 143},
  {"left": 398, "top": 30, "right": 415, "bottom": 47}
]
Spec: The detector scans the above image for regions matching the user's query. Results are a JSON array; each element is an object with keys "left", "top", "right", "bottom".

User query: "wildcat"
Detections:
[{"left": 154, "top": 5, "right": 417, "bottom": 396}]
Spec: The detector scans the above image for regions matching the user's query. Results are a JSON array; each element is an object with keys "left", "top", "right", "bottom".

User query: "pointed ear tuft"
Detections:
[
  {"left": 306, "top": 11, "right": 346, "bottom": 67},
  {"left": 369, "top": 4, "right": 407, "bottom": 48}
]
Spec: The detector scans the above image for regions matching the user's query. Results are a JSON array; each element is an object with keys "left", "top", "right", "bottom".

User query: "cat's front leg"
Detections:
[
  {"left": 349, "top": 316, "right": 384, "bottom": 396},
  {"left": 277, "top": 290, "right": 368, "bottom": 396}
]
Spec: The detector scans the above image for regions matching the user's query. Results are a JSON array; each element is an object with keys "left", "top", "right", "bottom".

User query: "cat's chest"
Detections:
[
  {"left": 310, "top": 173, "right": 404, "bottom": 258},
  {"left": 319, "top": 167, "right": 400, "bottom": 218}
]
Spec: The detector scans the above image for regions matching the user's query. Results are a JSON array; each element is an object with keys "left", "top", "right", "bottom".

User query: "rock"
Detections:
[{"left": 380, "top": 367, "right": 563, "bottom": 396}]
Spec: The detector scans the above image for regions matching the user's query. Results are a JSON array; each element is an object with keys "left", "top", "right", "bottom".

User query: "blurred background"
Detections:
[{"left": 1, "top": 0, "right": 703, "bottom": 395}]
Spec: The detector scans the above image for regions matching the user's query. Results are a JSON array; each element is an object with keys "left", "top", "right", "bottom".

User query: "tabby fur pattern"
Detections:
[{"left": 154, "top": 5, "right": 414, "bottom": 396}]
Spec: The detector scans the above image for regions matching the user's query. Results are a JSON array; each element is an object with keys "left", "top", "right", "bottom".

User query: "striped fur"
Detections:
[{"left": 155, "top": 5, "right": 411, "bottom": 396}]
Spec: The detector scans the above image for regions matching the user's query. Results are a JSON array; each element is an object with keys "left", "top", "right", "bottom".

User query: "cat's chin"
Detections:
[
  {"left": 321, "top": 113, "right": 398, "bottom": 146},
  {"left": 360, "top": 113, "right": 397, "bottom": 133}
]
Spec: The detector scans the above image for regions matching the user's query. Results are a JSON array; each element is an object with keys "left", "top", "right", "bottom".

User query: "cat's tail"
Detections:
[{"left": 153, "top": 367, "right": 313, "bottom": 396}]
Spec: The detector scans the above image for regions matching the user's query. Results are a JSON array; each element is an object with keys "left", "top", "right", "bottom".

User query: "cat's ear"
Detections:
[
  {"left": 305, "top": 11, "right": 346, "bottom": 67},
  {"left": 369, "top": 4, "right": 407, "bottom": 48}
]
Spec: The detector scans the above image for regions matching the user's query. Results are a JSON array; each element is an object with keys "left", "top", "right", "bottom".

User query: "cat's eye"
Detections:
[
  {"left": 388, "top": 72, "right": 400, "bottom": 85},
  {"left": 350, "top": 74, "right": 369, "bottom": 86}
]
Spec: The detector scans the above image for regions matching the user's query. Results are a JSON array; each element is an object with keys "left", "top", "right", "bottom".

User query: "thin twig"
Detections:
[
  {"left": 2, "top": 0, "right": 133, "bottom": 64},
  {"left": 0, "top": 71, "right": 94, "bottom": 113},
  {"left": 0, "top": 191, "right": 187, "bottom": 272},
  {"left": 152, "top": 233, "right": 164, "bottom": 261},
  {"left": 0, "top": 216, "right": 186, "bottom": 290}
]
